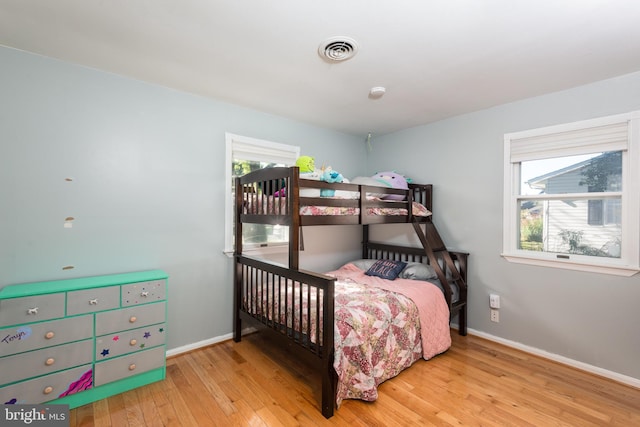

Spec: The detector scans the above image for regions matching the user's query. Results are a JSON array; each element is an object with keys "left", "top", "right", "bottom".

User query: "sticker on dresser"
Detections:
[
  {"left": 122, "top": 280, "right": 166, "bottom": 306},
  {"left": 96, "top": 323, "right": 166, "bottom": 360},
  {"left": 1, "top": 315, "right": 93, "bottom": 357}
]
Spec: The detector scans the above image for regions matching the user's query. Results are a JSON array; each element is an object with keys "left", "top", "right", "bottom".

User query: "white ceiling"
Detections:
[{"left": 2, "top": 1, "right": 640, "bottom": 136}]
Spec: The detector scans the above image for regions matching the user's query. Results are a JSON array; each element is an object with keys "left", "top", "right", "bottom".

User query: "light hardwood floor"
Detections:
[{"left": 69, "top": 332, "right": 640, "bottom": 426}]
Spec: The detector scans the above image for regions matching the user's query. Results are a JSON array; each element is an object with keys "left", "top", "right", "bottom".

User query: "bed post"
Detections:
[
  {"left": 362, "top": 225, "right": 370, "bottom": 259},
  {"left": 321, "top": 278, "right": 336, "bottom": 418},
  {"left": 233, "top": 176, "right": 243, "bottom": 342},
  {"left": 289, "top": 167, "right": 300, "bottom": 269}
]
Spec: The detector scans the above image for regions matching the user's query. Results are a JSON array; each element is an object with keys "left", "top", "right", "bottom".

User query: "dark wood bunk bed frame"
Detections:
[{"left": 233, "top": 166, "right": 468, "bottom": 418}]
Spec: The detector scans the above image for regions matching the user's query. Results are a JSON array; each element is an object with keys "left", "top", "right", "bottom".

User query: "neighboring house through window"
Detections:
[
  {"left": 224, "top": 133, "right": 299, "bottom": 255},
  {"left": 503, "top": 112, "right": 640, "bottom": 276}
]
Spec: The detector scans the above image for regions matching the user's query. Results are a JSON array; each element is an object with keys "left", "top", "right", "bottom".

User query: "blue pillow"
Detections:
[{"left": 365, "top": 259, "right": 407, "bottom": 280}]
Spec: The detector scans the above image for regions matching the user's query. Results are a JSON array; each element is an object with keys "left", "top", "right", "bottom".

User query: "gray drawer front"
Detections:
[
  {"left": 0, "top": 315, "right": 92, "bottom": 357},
  {"left": 0, "top": 339, "right": 93, "bottom": 386},
  {"left": 95, "top": 302, "right": 166, "bottom": 336},
  {"left": 0, "top": 364, "right": 92, "bottom": 405},
  {"left": 66, "top": 286, "right": 120, "bottom": 316},
  {"left": 96, "top": 323, "right": 166, "bottom": 360},
  {"left": 122, "top": 280, "right": 166, "bottom": 307},
  {"left": 0, "top": 294, "right": 65, "bottom": 328},
  {"left": 94, "top": 346, "right": 165, "bottom": 387}
]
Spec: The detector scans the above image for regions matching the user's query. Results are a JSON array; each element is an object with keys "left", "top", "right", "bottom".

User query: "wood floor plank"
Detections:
[
  {"left": 134, "top": 384, "right": 164, "bottom": 427},
  {"left": 69, "top": 332, "right": 640, "bottom": 425}
]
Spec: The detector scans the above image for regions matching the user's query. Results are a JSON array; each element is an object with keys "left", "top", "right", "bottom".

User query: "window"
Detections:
[
  {"left": 224, "top": 133, "right": 299, "bottom": 254},
  {"left": 503, "top": 112, "right": 640, "bottom": 276}
]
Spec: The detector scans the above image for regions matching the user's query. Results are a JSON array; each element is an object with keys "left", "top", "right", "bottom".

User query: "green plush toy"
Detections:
[{"left": 295, "top": 156, "right": 316, "bottom": 173}]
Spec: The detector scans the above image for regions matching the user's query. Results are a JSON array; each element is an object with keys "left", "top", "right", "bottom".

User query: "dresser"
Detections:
[{"left": 0, "top": 270, "right": 168, "bottom": 408}]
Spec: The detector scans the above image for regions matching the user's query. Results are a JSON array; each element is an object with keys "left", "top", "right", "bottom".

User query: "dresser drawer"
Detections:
[
  {"left": 0, "top": 364, "right": 92, "bottom": 405},
  {"left": 94, "top": 345, "right": 165, "bottom": 387},
  {"left": 96, "top": 323, "right": 166, "bottom": 360},
  {"left": 95, "top": 302, "right": 165, "bottom": 336},
  {"left": 122, "top": 280, "right": 166, "bottom": 307},
  {"left": 0, "top": 294, "right": 65, "bottom": 328},
  {"left": 67, "top": 286, "right": 120, "bottom": 316},
  {"left": 0, "top": 339, "right": 93, "bottom": 386},
  {"left": 0, "top": 315, "right": 92, "bottom": 357}
]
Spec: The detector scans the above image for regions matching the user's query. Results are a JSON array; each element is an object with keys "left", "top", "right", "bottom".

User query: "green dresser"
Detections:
[{"left": 0, "top": 270, "right": 168, "bottom": 408}]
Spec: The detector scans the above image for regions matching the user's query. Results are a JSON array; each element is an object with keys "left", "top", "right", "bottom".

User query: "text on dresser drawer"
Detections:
[{"left": 0, "top": 315, "right": 93, "bottom": 358}]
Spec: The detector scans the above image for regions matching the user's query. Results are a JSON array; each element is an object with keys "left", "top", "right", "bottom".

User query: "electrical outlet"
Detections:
[{"left": 490, "top": 309, "right": 499, "bottom": 323}]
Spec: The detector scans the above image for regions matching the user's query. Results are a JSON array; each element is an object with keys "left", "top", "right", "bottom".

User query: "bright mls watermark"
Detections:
[{"left": 2, "top": 404, "right": 69, "bottom": 426}]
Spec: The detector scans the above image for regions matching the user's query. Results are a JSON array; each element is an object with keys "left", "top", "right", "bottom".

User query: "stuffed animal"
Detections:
[
  {"left": 296, "top": 155, "right": 322, "bottom": 196},
  {"left": 371, "top": 171, "right": 409, "bottom": 200},
  {"left": 319, "top": 167, "right": 344, "bottom": 197},
  {"left": 296, "top": 156, "right": 317, "bottom": 175}
]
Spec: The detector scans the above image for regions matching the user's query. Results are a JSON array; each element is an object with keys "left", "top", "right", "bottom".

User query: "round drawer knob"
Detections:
[
  {"left": 129, "top": 339, "right": 137, "bottom": 346},
  {"left": 44, "top": 331, "right": 55, "bottom": 339},
  {"left": 129, "top": 316, "right": 137, "bottom": 323},
  {"left": 45, "top": 358, "right": 55, "bottom": 366},
  {"left": 128, "top": 364, "right": 136, "bottom": 371},
  {"left": 43, "top": 386, "right": 54, "bottom": 395}
]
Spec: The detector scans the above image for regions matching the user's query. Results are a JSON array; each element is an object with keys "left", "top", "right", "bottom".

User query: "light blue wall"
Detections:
[
  {"left": 0, "top": 46, "right": 364, "bottom": 350},
  {"left": 3, "top": 44, "right": 639, "bottom": 383},
  {"left": 368, "top": 71, "right": 640, "bottom": 380}
]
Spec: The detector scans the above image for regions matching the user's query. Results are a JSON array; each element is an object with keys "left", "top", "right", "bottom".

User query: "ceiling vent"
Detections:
[{"left": 318, "top": 36, "right": 359, "bottom": 62}]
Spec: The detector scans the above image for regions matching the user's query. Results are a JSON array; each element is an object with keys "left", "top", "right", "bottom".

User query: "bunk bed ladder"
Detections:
[{"left": 410, "top": 219, "right": 468, "bottom": 335}]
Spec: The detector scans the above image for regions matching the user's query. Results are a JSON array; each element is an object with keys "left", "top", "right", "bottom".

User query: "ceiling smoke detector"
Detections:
[{"left": 318, "top": 36, "right": 359, "bottom": 62}]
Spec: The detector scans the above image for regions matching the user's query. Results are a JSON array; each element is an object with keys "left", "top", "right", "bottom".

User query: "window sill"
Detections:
[
  {"left": 224, "top": 244, "right": 288, "bottom": 258},
  {"left": 501, "top": 252, "right": 639, "bottom": 277}
]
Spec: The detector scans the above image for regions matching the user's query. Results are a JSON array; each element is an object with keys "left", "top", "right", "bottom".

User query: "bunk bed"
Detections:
[{"left": 233, "top": 166, "right": 468, "bottom": 418}]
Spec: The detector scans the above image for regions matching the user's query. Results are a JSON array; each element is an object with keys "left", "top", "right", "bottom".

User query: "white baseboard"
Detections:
[
  {"left": 467, "top": 328, "right": 640, "bottom": 390},
  {"left": 165, "top": 327, "right": 257, "bottom": 358}
]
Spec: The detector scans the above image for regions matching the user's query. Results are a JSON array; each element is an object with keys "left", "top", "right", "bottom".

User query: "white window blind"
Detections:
[
  {"left": 509, "top": 120, "right": 629, "bottom": 163},
  {"left": 230, "top": 136, "right": 299, "bottom": 165}
]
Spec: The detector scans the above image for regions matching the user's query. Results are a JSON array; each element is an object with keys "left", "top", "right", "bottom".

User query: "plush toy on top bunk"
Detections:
[
  {"left": 371, "top": 171, "right": 410, "bottom": 200},
  {"left": 274, "top": 155, "right": 320, "bottom": 197},
  {"left": 293, "top": 155, "right": 349, "bottom": 198},
  {"left": 319, "top": 166, "right": 345, "bottom": 197},
  {"left": 296, "top": 155, "right": 321, "bottom": 179},
  {"left": 352, "top": 171, "right": 411, "bottom": 200}
]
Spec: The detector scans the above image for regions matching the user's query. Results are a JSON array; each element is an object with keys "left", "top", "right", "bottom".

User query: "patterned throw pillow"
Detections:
[{"left": 365, "top": 259, "right": 407, "bottom": 280}]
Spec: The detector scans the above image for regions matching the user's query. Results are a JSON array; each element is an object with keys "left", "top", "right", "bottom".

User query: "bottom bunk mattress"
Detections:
[{"left": 242, "top": 261, "right": 451, "bottom": 406}]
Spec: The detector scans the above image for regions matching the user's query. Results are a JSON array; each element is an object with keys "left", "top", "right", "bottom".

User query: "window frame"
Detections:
[
  {"left": 224, "top": 133, "right": 300, "bottom": 255},
  {"left": 502, "top": 112, "right": 640, "bottom": 276}
]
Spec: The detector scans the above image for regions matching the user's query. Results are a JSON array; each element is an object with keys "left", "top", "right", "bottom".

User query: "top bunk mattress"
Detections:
[{"left": 243, "top": 195, "right": 432, "bottom": 217}]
